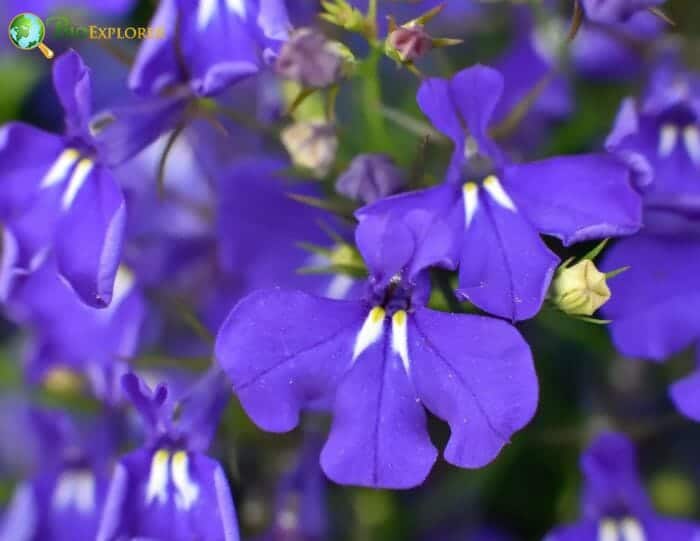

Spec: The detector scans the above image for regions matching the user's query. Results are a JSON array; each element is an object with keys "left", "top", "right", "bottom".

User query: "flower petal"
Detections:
[
  {"left": 503, "top": 154, "right": 642, "bottom": 245},
  {"left": 0, "top": 122, "right": 66, "bottom": 221},
  {"left": 53, "top": 50, "right": 92, "bottom": 140},
  {"left": 456, "top": 192, "right": 559, "bottom": 321},
  {"left": 56, "top": 165, "right": 126, "bottom": 307},
  {"left": 321, "top": 329, "right": 437, "bottom": 488},
  {"left": 602, "top": 234, "right": 700, "bottom": 360},
  {"left": 128, "top": 0, "right": 183, "bottom": 95},
  {"left": 409, "top": 308, "right": 537, "bottom": 468},
  {"left": 670, "top": 363, "right": 700, "bottom": 422},
  {"left": 355, "top": 184, "right": 460, "bottom": 283},
  {"left": 98, "top": 450, "right": 240, "bottom": 541},
  {"left": 215, "top": 289, "right": 367, "bottom": 432}
]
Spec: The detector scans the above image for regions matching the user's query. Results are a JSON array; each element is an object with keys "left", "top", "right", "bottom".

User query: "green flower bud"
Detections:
[
  {"left": 281, "top": 121, "right": 338, "bottom": 177},
  {"left": 319, "top": 0, "right": 368, "bottom": 34},
  {"left": 551, "top": 259, "right": 611, "bottom": 316}
]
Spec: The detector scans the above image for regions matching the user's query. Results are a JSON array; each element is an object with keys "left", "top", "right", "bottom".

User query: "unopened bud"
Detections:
[
  {"left": 384, "top": 4, "right": 461, "bottom": 68},
  {"left": 275, "top": 28, "right": 344, "bottom": 88},
  {"left": 319, "top": 0, "right": 368, "bottom": 34},
  {"left": 329, "top": 243, "right": 364, "bottom": 271},
  {"left": 44, "top": 367, "right": 84, "bottom": 394},
  {"left": 386, "top": 24, "right": 432, "bottom": 62},
  {"left": 335, "top": 154, "right": 405, "bottom": 204},
  {"left": 281, "top": 121, "right": 338, "bottom": 177},
  {"left": 551, "top": 259, "right": 611, "bottom": 316}
]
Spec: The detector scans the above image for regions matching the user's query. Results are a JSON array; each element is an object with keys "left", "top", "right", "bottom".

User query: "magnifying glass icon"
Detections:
[{"left": 8, "top": 12, "right": 55, "bottom": 59}]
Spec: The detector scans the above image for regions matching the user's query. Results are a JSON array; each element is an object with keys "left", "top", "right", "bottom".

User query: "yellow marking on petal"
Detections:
[
  {"left": 370, "top": 306, "right": 385, "bottom": 323},
  {"left": 392, "top": 310, "right": 406, "bottom": 327},
  {"left": 462, "top": 182, "right": 479, "bottom": 227},
  {"left": 598, "top": 519, "right": 618, "bottom": 541},
  {"left": 391, "top": 310, "right": 410, "bottom": 374},
  {"left": 172, "top": 450, "right": 199, "bottom": 510},
  {"left": 482, "top": 175, "right": 516, "bottom": 211},
  {"left": 145, "top": 449, "right": 170, "bottom": 505},
  {"left": 61, "top": 158, "right": 94, "bottom": 210},
  {"left": 353, "top": 307, "right": 386, "bottom": 361},
  {"left": 41, "top": 148, "right": 80, "bottom": 189}
]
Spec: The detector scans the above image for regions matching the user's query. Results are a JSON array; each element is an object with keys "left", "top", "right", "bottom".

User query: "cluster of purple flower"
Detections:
[{"left": 1, "top": 0, "right": 699, "bottom": 539}]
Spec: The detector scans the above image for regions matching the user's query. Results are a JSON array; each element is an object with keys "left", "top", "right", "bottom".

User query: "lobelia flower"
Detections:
[
  {"left": 97, "top": 370, "right": 239, "bottom": 541},
  {"left": 357, "top": 65, "right": 642, "bottom": 321},
  {"left": 544, "top": 432, "right": 700, "bottom": 541},
  {"left": 580, "top": 0, "right": 665, "bottom": 25},
  {"left": 571, "top": 11, "right": 664, "bottom": 80},
  {"left": 0, "top": 50, "right": 126, "bottom": 307},
  {"left": 215, "top": 213, "right": 539, "bottom": 489},
  {"left": 0, "top": 408, "right": 119, "bottom": 541},
  {"left": 130, "top": 0, "right": 290, "bottom": 98},
  {"left": 93, "top": 0, "right": 291, "bottom": 166},
  {"left": 335, "top": 153, "right": 406, "bottom": 205},
  {"left": 602, "top": 58, "right": 700, "bottom": 361},
  {"left": 6, "top": 257, "right": 145, "bottom": 400}
]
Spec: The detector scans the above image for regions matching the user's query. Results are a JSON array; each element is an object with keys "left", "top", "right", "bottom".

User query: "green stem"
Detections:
[
  {"left": 367, "top": 0, "right": 378, "bottom": 41},
  {"left": 361, "top": 48, "right": 388, "bottom": 149}
]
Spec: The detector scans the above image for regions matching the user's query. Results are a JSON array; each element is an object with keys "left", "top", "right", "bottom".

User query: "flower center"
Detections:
[{"left": 145, "top": 449, "right": 200, "bottom": 510}]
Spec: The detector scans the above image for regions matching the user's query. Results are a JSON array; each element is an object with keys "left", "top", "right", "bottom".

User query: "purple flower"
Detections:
[
  {"left": 572, "top": 11, "right": 664, "bottom": 80},
  {"left": 606, "top": 57, "right": 700, "bottom": 212},
  {"left": 544, "top": 432, "right": 700, "bottom": 541},
  {"left": 275, "top": 28, "right": 344, "bottom": 88},
  {"left": 93, "top": 0, "right": 292, "bottom": 165},
  {"left": 581, "top": 0, "right": 665, "bottom": 25},
  {"left": 0, "top": 408, "right": 118, "bottom": 541},
  {"left": 357, "top": 65, "right": 642, "bottom": 321},
  {"left": 7, "top": 257, "right": 145, "bottom": 400},
  {"left": 0, "top": 50, "right": 126, "bottom": 307},
  {"left": 602, "top": 232, "right": 700, "bottom": 362},
  {"left": 602, "top": 58, "right": 700, "bottom": 362},
  {"left": 129, "top": 0, "right": 291, "bottom": 98},
  {"left": 335, "top": 154, "right": 406, "bottom": 204},
  {"left": 97, "top": 371, "right": 239, "bottom": 541},
  {"left": 215, "top": 215, "right": 538, "bottom": 489}
]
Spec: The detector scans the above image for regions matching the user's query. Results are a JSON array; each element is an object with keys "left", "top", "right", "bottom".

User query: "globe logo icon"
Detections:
[{"left": 8, "top": 12, "right": 54, "bottom": 59}]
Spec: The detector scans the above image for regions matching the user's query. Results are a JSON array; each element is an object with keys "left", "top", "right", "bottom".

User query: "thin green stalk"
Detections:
[{"left": 361, "top": 48, "right": 388, "bottom": 149}]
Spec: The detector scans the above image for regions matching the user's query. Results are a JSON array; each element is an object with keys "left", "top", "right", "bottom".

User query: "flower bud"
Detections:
[
  {"left": 386, "top": 24, "right": 432, "bottom": 63},
  {"left": 384, "top": 4, "right": 461, "bottom": 69},
  {"left": 319, "top": 0, "right": 368, "bottom": 35},
  {"left": 550, "top": 259, "right": 611, "bottom": 316},
  {"left": 275, "top": 28, "right": 344, "bottom": 88},
  {"left": 335, "top": 154, "right": 405, "bottom": 204},
  {"left": 329, "top": 243, "right": 364, "bottom": 272},
  {"left": 281, "top": 121, "right": 338, "bottom": 177}
]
